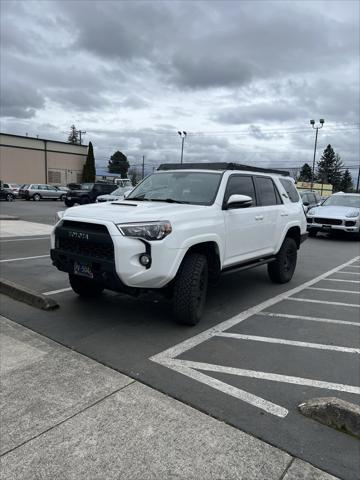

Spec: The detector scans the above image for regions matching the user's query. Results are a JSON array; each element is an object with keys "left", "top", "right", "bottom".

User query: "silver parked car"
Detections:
[{"left": 24, "top": 184, "right": 68, "bottom": 201}]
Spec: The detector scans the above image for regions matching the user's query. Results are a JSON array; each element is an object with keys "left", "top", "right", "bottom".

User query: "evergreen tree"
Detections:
[
  {"left": 340, "top": 169, "right": 353, "bottom": 192},
  {"left": 317, "top": 145, "right": 344, "bottom": 190},
  {"left": 82, "top": 141, "right": 96, "bottom": 182},
  {"left": 298, "top": 163, "right": 312, "bottom": 182},
  {"left": 108, "top": 150, "right": 129, "bottom": 178},
  {"left": 68, "top": 124, "right": 79, "bottom": 144}
]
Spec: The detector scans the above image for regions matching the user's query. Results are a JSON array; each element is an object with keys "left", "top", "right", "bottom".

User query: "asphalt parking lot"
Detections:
[{"left": 1, "top": 201, "right": 359, "bottom": 480}]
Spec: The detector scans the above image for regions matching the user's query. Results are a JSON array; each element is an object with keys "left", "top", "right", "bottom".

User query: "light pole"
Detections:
[
  {"left": 310, "top": 119, "right": 324, "bottom": 190},
  {"left": 178, "top": 131, "right": 187, "bottom": 164}
]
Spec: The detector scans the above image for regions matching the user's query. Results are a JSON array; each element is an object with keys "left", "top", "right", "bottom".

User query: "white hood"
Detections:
[
  {"left": 308, "top": 205, "right": 360, "bottom": 218},
  {"left": 64, "top": 200, "right": 207, "bottom": 223}
]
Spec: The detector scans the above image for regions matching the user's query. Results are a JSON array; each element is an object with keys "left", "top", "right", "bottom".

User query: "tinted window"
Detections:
[
  {"left": 256, "top": 177, "right": 281, "bottom": 206},
  {"left": 224, "top": 175, "right": 256, "bottom": 205},
  {"left": 279, "top": 179, "right": 300, "bottom": 203}
]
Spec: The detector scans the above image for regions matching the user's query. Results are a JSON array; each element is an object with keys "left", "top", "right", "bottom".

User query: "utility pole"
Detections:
[
  {"left": 78, "top": 130, "right": 86, "bottom": 145},
  {"left": 178, "top": 131, "right": 187, "bottom": 164},
  {"left": 142, "top": 155, "right": 145, "bottom": 179},
  {"left": 309, "top": 119, "right": 324, "bottom": 190}
]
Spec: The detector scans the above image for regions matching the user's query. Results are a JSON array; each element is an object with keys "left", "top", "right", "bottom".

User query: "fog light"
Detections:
[{"left": 139, "top": 253, "right": 151, "bottom": 267}]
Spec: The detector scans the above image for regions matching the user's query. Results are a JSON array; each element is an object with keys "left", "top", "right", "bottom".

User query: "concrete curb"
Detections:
[
  {"left": 298, "top": 397, "right": 360, "bottom": 438},
  {"left": 0, "top": 278, "right": 59, "bottom": 311}
]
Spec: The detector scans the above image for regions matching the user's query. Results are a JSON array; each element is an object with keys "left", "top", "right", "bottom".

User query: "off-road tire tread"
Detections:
[
  {"left": 173, "top": 253, "right": 208, "bottom": 326},
  {"left": 268, "top": 237, "right": 297, "bottom": 284}
]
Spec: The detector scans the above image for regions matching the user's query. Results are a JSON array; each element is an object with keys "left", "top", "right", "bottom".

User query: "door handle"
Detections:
[
  {"left": 255, "top": 215, "right": 264, "bottom": 221},
  {"left": 280, "top": 213, "right": 289, "bottom": 217}
]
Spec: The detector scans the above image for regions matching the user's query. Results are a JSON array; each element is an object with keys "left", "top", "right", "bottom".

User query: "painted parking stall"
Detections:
[{"left": 151, "top": 256, "right": 360, "bottom": 479}]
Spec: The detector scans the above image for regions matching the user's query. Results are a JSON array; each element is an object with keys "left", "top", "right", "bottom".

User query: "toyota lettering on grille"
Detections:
[{"left": 68, "top": 231, "right": 89, "bottom": 240}]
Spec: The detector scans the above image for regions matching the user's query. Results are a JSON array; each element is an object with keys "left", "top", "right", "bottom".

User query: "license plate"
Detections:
[
  {"left": 74, "top": 261, "right": 93, "bottom": 278},
  {"left": 322, "top": 225, "right": 332, "bottom": 231}
]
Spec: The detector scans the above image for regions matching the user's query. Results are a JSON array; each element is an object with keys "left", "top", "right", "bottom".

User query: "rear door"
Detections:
[
  {"left": 254, "top": 176, "right": 283, "bottom": 252},
  {"left": 223, "top": 174, "right": 265, "bottom": 265}
]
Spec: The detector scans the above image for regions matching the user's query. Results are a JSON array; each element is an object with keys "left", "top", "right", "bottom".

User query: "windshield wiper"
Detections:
[
  {"left": 150, "top": 198, "right": 190, "bottom": 204},
  {"left": 124, "top": 196, "right": 149, "bottom": 201}
]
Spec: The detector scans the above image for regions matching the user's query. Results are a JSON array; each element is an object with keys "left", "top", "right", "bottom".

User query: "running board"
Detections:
[{"left": 221, "top": 256, "right": 276, "bottom": 276}]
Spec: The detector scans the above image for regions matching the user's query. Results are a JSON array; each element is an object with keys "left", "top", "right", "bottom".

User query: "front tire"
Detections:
[
  {"left": 5, "top": 193, "right": 14, "bottom": 201},
  {"left": 268, "top": 237, "right": 297, "bottom": 284},
  {"left": 69, "top": 274, "right": 104, "bottom": 297},
  {"left": 172, "top": 253, "right": 208, "bottom": 326}
]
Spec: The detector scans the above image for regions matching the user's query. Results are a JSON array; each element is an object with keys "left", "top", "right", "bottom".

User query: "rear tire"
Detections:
[
  {"left": 172, "top": 253, "right": 208, "bottom": 326},
  {"left": 33, "top": 193, "right": 41, "bottom": 201},
  {"left": 69, "top": 274, "right": 104, "bottom": 297},
  {"left": 268, "top": 237, "right": 297, "bottom": 284},
  {"left": 60, "top": 194, "right": 66, "bottom": 201},
  {"left": 64, "top": 199, "right": 74, "bottom": 207}
]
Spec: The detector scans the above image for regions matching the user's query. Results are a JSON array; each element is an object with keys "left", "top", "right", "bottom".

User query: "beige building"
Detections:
[{"left": 0, "top": 133, "right": 88, "bottom": 185}]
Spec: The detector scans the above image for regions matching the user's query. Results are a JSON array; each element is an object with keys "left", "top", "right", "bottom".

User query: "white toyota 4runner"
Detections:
[{"left": 51, "top": 163, "right": 308, "bottom": 325}]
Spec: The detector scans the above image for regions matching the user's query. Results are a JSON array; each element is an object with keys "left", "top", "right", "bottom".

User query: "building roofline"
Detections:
[{"left": 0, "top": 132, "right": 88, "bottom": 148}]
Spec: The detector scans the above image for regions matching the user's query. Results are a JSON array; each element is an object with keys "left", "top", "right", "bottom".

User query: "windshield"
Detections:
[
  {"left": 126, "top": 171, "right": 222, "bottom": 205},
  {"left": 322, "top": 195, "right": 360, "bottom": 208},
  {"left": 80, "top": 183, "right": 94, "bottom": 191}
]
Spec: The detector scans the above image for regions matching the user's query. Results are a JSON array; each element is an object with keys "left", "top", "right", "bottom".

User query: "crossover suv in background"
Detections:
[
  {"left": 307, "top": 192, "right": 360, "bottom": 236},
  {"left": 0, "top": 186, "right": 16, "bottom": 201},
  {"left": 2, "top": 183, "right": 20, "bottom": 198},
  {"left": 64, "top": 183, "right": 117, "bottom": 206},
  {"left": 23, "top": 184, "right": 68, "bottom": 201},
  {"left": 52, "top": 163, "right": 307, "bottom": 326}
]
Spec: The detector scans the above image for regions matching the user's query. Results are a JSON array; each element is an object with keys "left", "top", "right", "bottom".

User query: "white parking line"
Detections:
[
  {"left": 259, "top": 311, "right": 360, "bottom": 327},
  {"left": 287, "top": 297, "right": 360, "bottom": 308},
  {"left": 346, "top": 265, "right": 360, "bottom": 269},
  {"left": 0, "top": 255, "right": 50, "bottom": 263},
  {"left": 43, "top": 287, "right": 72, "bottom": 296},
  {"left": 337, "top": 271, "right": 360, "bottom": 275},
  {"left": 324, "top": 278, "right": 360, "bottom": 284},
  {"left": 165, "top": 359, "right": 360, "bottom": 395},
  {"left": 151, "top": 256, "right": 360, "bottom": 417},
  {"left": 307, "top": 287, "right": 359, "bottom": 294},
  {"left": 217, "top": 332, "right": 360, "bottom": 354},
  {"left": 0, "top": 236, "right": 49, "bottom": 243}
]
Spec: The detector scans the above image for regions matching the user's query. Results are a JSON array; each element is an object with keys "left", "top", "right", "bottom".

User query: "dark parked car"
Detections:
[
  {"left": 299, "top": 190, "right": 322, "bottom": 213},
  {"left": 0, "top": 187, "right": 16, "bottom": 201},
  {"left": 64, "top": 182, "right": 117, "bottom": 206}
]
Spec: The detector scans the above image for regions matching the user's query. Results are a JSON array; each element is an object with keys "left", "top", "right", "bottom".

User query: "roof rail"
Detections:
[{"left": 157, "top": 162, "right": 289, "bottom": 176}]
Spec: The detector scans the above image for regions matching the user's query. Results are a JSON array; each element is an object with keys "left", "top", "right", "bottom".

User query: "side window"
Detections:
[
  {"left": 279, "top": 179, "right": 300, "bottom": 203},
  {"left": 256, "top": 177, "right": 281, "bottom": 206},
  {"left": 3, "top": 184, "right": 9, "bottom": 188},
  {"left": 224, "top": 175, "right": 256, "bottom": 206}
]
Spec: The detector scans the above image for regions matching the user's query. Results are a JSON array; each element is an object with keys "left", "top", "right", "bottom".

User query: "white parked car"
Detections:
[
  {"left": 51, "top": 163, "right": 307, "bottom": 325},
  {"left": 96, "top": 186, "right": 133, "bottom": 203},
  {"left": 306, "top": 192, "right": 360, "bottom": 237}
]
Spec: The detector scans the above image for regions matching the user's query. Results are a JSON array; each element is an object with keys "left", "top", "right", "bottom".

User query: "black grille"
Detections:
[
  {"left": 314, "top": 218, "right": 342, "bottom": 226},
  {"left": 56, "top": 221, "right": 114, "bottom": 260}
]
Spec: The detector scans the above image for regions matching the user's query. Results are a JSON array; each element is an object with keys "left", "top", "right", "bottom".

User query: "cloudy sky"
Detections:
[{"left": 1, "top": 0, "right": 359, "bottom": 177}]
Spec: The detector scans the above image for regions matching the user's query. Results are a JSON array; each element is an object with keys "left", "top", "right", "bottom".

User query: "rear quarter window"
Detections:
[{"left": 279, "top": 179, "right": 300, "bottom": 203}]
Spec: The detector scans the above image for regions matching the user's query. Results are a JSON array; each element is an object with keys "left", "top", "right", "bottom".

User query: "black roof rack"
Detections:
[{"left": 157, "top": 162, "right": 289, "bottom": 176}]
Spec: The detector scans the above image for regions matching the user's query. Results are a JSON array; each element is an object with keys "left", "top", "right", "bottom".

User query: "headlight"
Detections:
[
  {"left": 116, "top": 221, "right": 172, "bottom": 241},
  {"left": 345, "top": 210, "right": 359, "bottom": 218},
  {"left": 54, "top": 210, "right": 65, "bottom": 224},
  {"left": 307, "top": 208, "right": 316, "bottom": 216}
]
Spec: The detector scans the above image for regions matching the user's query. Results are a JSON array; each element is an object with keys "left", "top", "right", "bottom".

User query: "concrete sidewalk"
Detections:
[{"left": 0, "top": 316, "right": 338, "bottom": 480}]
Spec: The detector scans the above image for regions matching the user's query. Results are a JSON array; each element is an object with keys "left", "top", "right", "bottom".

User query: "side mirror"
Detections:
[
  {"left": 123, "top": 190, "right": 130, "bottom": 199},
  {"left": 226, "top": 194, "right": 253, "bottom": 209},
  {"left": 303, "top": 201, "right": 310, "bottom": 206}
]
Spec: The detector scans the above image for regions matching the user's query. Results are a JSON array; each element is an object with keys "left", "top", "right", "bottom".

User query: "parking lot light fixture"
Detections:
[
  {"left": 178, "top": 131, "right": 187, "bottom": 164},
  {"left": 310, "top": 119, "right": 325, "bottom": 190}
]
